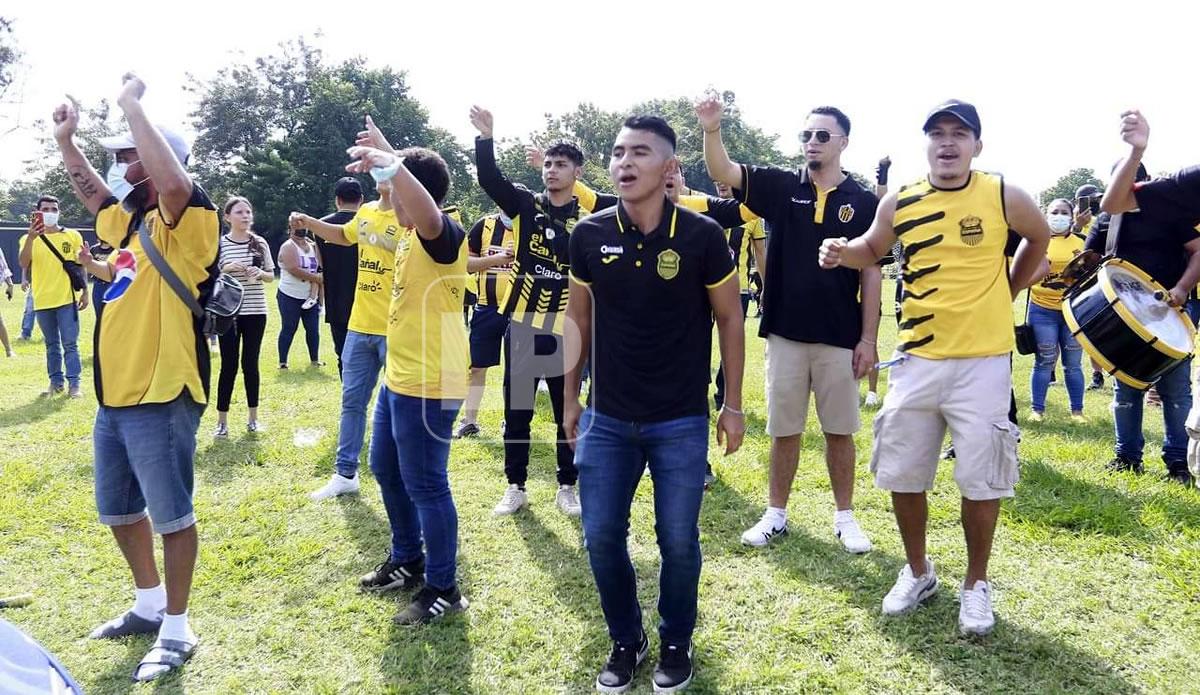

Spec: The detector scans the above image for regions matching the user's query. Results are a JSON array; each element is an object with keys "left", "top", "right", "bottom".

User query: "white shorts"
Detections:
[
  {"left": 764, "top": 335, "right": 860, "bottom": 438},
  {"left": 870, "top": 353, "right": 1018, "bottom": 500}
]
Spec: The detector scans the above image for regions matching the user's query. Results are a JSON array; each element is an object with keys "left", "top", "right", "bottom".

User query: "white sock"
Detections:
[
  {"left": 765, "top": 506, "right": 787, "bottom": 526},
  {"left": 158, "top": 611, "right": 197, "bottom": 646},
  {"left": 132, "top": 584, "right": 166, "bottom": 620},
  {"left": 834, "top": 509, "right": 855, "bottom": 525}
]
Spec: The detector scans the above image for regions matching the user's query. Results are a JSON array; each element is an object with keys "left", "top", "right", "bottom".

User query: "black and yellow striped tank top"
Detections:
[{"left": 893, "top": 171, "right": 1013, "bottom": 358}]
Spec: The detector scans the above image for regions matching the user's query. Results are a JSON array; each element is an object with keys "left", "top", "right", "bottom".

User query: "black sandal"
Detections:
[{"left": 131, "top": 639, "right": 197, "bottom": 682}]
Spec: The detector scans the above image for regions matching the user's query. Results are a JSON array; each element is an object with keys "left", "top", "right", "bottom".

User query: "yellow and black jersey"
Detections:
[
  {"left": 19, "top": 228, "right": 86, "bottom": 310},
  {"left": 675, "top": 194, "right": 764, "bottom": 293},
  {"left": 475, "top": 137, "right": 617, "bottom": 334},
  {"left": 468, "top": 213, "right": 515, "bottom": 307},
  {"left": 1030, "top": 234, "right": 1085, "bottom": 310},
  {"left": 94, "top": 187, "right": 220, "bottom": 407},
  {"left": 893, "top": 171, "right": 1013, "bottom": 359}
]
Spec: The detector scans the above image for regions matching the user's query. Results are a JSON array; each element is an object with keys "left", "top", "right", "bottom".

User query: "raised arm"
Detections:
[
  {"left": 695, "top": 94, "right": 741, "bottom": 188},
  {"left": 344, "top": 147, "right": 444, "bottom": 241},
  {"left": 116, "top": 75, "right": 193, "bottom": 223},
  {"left": 1004, "top": 183, "right": 1053, "bottom": 294},
  {"left": 470, "top": 106, "right": 525, "bottom": 218},
  {"left": 819, "top": 192, "right": 899, "bottom": 270},
  {"left": 52, "top": 97, "right": 112, "bottom": 216},
  {"left": 1102, "top": 110, "right": 1149, "bottom": 214},
  {"left": 290, "top": 213, "right": 352, "bottom": 245}
]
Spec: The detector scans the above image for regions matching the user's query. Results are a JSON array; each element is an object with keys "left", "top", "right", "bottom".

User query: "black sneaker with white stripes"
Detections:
[
  {"left": 596, "top": 632, "right": 649, "bottom": 694},
  {"left": 359, "top": 556, "right": 424, "bottom": 592},
  {"left": 394, "top": 585, "right": 468, "bottom": 626},
  {"left": 652, "top": 642, "right": 693, "bottom": 693}
]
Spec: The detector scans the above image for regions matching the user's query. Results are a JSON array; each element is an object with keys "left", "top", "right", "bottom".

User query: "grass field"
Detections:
[{"left": 2, "top": 281, "right": 1199, "bottom": 694}]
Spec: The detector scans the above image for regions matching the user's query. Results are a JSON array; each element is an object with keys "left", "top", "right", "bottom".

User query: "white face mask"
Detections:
[
  {"left": 1047, "top": 213, "right": 1072, "bottom": 233},
  {"left": 106, "top": 161, "right": 148, "bottom": 209},
  {"left": 41, "top": 211, "right": 60, "bottom": 228}
]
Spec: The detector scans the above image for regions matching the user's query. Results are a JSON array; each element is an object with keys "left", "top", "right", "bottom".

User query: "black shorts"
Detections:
[{"left": 469, "top": 304, "right": 510, "bottom": 368}]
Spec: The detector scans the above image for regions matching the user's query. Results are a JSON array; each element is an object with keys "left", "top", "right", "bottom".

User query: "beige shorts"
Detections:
[
  {"left": 870, "top": 353, "right": 1018, "bottom": 500},
  {"left": 764, "top": 335, "right": 860, "bottom": 437}
]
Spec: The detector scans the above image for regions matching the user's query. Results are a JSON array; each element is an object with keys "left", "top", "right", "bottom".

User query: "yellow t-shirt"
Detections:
[
  {"left": 893, "top": 171, "right": 1013, "bottom": 359},
  {"left": 1031, "top": 234, "right": 1085, "bottom": 309},
  {"left": 20, "top": 229, "right": 85, "bottom": 310},
  {"left": 94, "top": 189, "right": 220, "bottom": 407},
  {"left": 385, "top": 214, "right": 470, "bottom": 400},
  {"left": 343, "top": 201, "right": 404, "bottom": 336}
]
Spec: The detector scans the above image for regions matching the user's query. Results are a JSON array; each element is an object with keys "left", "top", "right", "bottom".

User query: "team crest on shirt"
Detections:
[
  {"left": 657, "top": 249, "right": 680, "bottom": 280},
  {"left": 959, "top": 216, "right": 984, "bottom": 246},
  {"left": 838, "top": 204, "right": 855, "bottom": 224}
]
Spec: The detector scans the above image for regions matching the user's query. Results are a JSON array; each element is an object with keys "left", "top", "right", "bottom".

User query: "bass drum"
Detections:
[{"left": 1063, "top": 258, "right": 1196, "bottom": 390}]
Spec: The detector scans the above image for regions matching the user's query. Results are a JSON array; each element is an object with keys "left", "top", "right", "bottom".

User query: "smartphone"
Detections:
[
  {"left": 1076, "top": 196, "right": 1090, "bottom": 213},
  {"left": 31, "top": 211, "right": 43, "bottom": 229}
]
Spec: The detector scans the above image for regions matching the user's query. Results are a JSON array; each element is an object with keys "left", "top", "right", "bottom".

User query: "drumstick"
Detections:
[{"left": 0, "top": 593, "right": 33, "bottom": 608}]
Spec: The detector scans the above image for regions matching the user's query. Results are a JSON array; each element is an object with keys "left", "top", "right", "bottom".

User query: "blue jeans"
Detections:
[
  {"left": 575, "top": 408, "right": 709, "bottom": 646},
  {"left": 368, "top": 387, "right": 462, "bottom": 590},
  {"left": 1029, "top": 303, "right": 1084, "bottom": 412},
  {"left": 1187, "top": 298, "right": 1200, "bottom": 327},
  {"left": 91, "top": 280, "right": 110, "bottom": 321},
  {"left": 1113, "top": 358, "right": 1191, "bottom": 470},
  {"left": 93, "top": 394, "right": 204, "bottom": 534},
  {"left": 277, "top": 291, "right": 320, "bottom": 364},
  {"left": 35, "top": 303, "right": 81, "bottom": 389},
  {"left": 335, "top": 330, "right": 388, "bottom": 478},
  {"left": 20, "top": 291, "right": 34, "bottom": 339}
]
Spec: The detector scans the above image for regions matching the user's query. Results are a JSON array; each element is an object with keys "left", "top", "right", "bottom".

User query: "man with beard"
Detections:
[
  {"left": 56, "top": 75, "right": 217, "bottom": 681},
  {"left": 697, "top": 96, "right": 881, "bottom": 555},
  {"left": 469, "top": 106, "right": 617, "bottom": 517}
]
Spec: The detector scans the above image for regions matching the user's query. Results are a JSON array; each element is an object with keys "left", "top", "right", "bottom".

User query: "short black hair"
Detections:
[
  {"left": 623, "top": 115, "right": 676, "bottom": 151},
  {"left": 334, "top": 177, "right": 364, "bottom": 204},
  {"left": 397, "top": 147, "right": 451, "bottom": 206},
  {"left": 36, "top": 195, "right": 59, "bottom": 209},
  {"left": 545, "top": 141, "right": 584, "bottom": 167},
  {"left": 809, "top": 106, "right": 851, "bottom": 136}
]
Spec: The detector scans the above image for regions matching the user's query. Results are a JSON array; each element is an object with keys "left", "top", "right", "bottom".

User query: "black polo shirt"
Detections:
[
  {"left": 1085, "top": 210, "right": 1198, "bottom": 289},
  {"left": 1133, "top": 166, "right": 1200, "bottom": 225},
  {"left": 570, "top": 198, "right": 736, "bottom": 422},
  {"left": 736, "top": 165, "right": 879, "bottom": 349},
  {"left": 317, "top": 209, "right": 359, "bottom": 326}
]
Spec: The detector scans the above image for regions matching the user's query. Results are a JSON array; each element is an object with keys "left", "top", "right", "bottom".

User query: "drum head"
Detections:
[{"left": 1106, "top": 265, "right": 1193, "bottom": 354}]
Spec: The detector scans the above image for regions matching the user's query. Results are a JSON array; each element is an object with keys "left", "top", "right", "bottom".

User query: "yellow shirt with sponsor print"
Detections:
[
  {"left": 94, "top": 189, "right": 220, "bottom": 407},
  {"left": 385, "top": 213, "right": 470, "bottom": 400},
  {"left": 20, "top": 229, "right": 85, "bottom": 310},
  {"left": 1030, "top": 233, "right": 1085, "bottom": 309},
  {"left": 893, "top": 171, "right": 1013, "bottom": 359},
  {"left": 342, "top": 201, "right": 403, "bottom": 336}
]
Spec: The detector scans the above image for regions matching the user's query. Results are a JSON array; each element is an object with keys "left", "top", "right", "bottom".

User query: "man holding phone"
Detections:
[
  {"left": 1072, "top": 184, "right": 1108, "bottom": 390},
  {"left": 18, "top": 195, "right": 88, "bottom": 397}
]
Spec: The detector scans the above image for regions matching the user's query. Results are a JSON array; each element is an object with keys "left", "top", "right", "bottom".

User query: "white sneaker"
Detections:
[
  {"left": 556, "top": 485, "right": 582, "bottom": 516},
  {"left": 834, "top": 516, "right": 873, "bottom": 554},
  {"left": 882, "top": 560, "right": 938, "bottom": 616},
  {"left": 309, "top": 473, "right": 360, "bottom": 501},
  {"left": 864, "top": 391, "right": 880, "bottom": 407},
  {"left": 740, "top": 512, "right": 788, "bottom": 547},
  {"left": 301, "top": 297, "right": 318, "bottom": 310},
  {"left": 959, "top": 580, "right": 995, "bottom": 636},
  {"left": 493, "top": 484, "right": 528, "bottom": 515}
]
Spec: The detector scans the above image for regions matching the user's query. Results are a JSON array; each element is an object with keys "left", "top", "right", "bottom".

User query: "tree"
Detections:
[
  {"left": 0, "top": 17, "right": 18, "bottom": 100},
  {"left": 1040, "top": 168, "right": 1104, "bottom": 208}
]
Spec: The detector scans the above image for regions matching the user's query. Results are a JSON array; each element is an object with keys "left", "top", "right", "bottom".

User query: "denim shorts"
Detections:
[{"left": 93, "top": 394, "right": 205, "bottom": 534}]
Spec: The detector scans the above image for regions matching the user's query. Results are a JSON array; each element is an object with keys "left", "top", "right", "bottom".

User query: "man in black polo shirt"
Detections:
[
  {"left": 1093, "top": 110, "right": 1200, "bottom": 487},
  {"left": 697, "top": 96, "right": 881, "bottom": 554},
  {"left": 565, "top": 116, "right": 745, "bottom": 694},
  {"left": 317, "top": 177, "right": 363, "bottom": 379},
  {"left": 470, "top": 105, "right": 617, "bottom": 518}
]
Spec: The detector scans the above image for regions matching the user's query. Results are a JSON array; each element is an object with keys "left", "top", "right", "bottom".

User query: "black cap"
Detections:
[
  {"left": 334, "top": 177, "right": 363, "bottom": 203},
  {"left": 1075, "top": 184, "right": 1102, "bottom": 199},
  {"left": 923, "top": 100, "right": 981, "bottom": 138}
]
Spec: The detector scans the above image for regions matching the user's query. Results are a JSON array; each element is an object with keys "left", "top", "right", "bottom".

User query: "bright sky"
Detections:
[{"left": 2, "top": 1, "right": 1197, "bottom": 198}]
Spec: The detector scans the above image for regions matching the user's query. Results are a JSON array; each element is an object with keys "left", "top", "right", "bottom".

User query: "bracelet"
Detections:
[
  {"left": 702, "top": 126, "right": 721, "bottom": 134},
  {"left": 721, "top": 405, "right": 745, "bottom": 416},
  {"left": 860, "top": 337, "right": 877, "bottom": 346}
]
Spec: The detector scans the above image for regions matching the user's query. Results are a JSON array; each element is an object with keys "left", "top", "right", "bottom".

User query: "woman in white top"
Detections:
[
  {"left": 0, "top": 247, "right": 14, "bottom": 357},
  {"left": 216, "top": 196, "right": 275, "bottom": 437},
  {"left": 276, "top": 226, "right": 324, "bottom": 369}
]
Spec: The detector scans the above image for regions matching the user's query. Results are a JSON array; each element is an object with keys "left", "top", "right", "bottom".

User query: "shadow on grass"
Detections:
[
  {"left": 702, "top": 481, "right": 1136, "bottom": 694},
  {"left": 0, "top": 394, "right": 68, "bottom": 430},
  {"left": 1007, "top": 457, "right": 1200, "bottom": 538},
  {"left": 89, "top": 634, "right": 188, "bottom": 695},
  {"left": 193, "top": 431, "right": 264, "bottom": 487},
  {"left": 275, "top": 364, "right": 336, "bottom": 385}
]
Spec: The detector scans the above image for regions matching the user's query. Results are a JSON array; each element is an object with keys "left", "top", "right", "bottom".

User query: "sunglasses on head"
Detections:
[{"left": 800, "top": 129, "right": 845, "bottom": 144}]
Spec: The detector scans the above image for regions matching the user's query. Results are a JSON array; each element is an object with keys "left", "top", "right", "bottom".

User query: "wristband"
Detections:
[
  {"left": 370, "top": 155, "right": 404, "bottom": 183},
  {"left": 702, "top": 126, "right": 721, "bottom": 134},
  {"left": 721, "top": 405, "right": 744, "bottom": 416},
  {"left": 860, "top": 337, "right": 877, "bottom": 346}
]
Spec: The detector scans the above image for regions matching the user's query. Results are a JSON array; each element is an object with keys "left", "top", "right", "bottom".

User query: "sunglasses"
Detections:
[{"left": 800, "top": 129, "right": 846, "bottom": 144}]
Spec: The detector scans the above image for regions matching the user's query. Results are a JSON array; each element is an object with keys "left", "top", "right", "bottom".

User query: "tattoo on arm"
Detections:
[{"left": 69, "top": 167, "right": 98, "bottom": 200}]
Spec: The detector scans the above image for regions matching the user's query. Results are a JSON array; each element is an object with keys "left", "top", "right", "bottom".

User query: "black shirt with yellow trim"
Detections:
[
  {"left": 676, "top": 194, "right": 765, "bottom": 294},
  {"left": 475, "top": 137, "right": 616, "bottom": 334},
  {"left": 1133, "top": 165, "right": 1200, "bottom": 225},
  {"left": 468, "top": 213, "right": 515, "bottom": 308},
  {"left": 570, "top": 197, "right": 736, "bottom": 423},
  {"left": 736, "top": 165, "right": 879, "bottom": 349}
]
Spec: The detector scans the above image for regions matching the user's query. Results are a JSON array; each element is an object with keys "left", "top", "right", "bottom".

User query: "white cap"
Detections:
[{"left": 99, "top": 125, "right": 191, "bottom": 167}]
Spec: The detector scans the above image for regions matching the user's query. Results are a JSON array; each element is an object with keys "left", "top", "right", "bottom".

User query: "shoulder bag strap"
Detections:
[{"left": 137, "top": 220, "right": 203, "bottom": 318}]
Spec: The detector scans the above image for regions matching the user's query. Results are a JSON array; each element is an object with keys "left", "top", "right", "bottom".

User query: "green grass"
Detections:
[{"left": 1, "top": 280, "right": 1198, "bottom": 694}]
